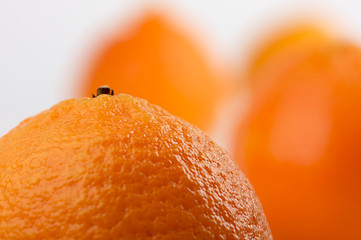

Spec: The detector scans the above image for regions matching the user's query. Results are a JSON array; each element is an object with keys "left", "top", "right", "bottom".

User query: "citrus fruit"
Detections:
[
  {"left": 0, "top": 87, "right": 272, "bottom": 239},
  {"left": 79, "top": 13, "right": 222, "bottom": 131},
  {"left": 235, "top": 42, "right": 361, "bottom": 239}
]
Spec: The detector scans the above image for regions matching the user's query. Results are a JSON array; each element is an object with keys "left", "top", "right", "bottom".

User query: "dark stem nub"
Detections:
[{"left": 92, "top": 85, "right": 114, "bottom": 98}]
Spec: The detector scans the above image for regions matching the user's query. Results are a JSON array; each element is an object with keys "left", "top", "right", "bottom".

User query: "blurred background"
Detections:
[
  {"left": 2, "top": 1, "right": 361, "bottom": 239},
  {"left": 1, "top": 0, "right": 361, "bottom": 145}
]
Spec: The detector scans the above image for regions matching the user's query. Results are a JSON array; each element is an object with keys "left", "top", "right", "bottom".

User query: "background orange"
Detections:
[{"left": 235, "top": 26, "right": 361, "bottom": 239}]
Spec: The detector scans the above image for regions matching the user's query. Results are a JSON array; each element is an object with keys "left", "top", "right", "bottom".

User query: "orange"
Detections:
[
  {"left": 0, "top": 88, "right": 272, "bottom": 239},
  {"left": 79, "top": 13, "right": 222, "bottom": 131},
  {"left": 235, "top": 41, "right": 361, "bottom": 239}
]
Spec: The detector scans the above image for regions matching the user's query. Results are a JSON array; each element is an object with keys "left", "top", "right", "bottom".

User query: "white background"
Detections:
[{"left": 1, "top": 0, "right": 361, "bottom": 151}]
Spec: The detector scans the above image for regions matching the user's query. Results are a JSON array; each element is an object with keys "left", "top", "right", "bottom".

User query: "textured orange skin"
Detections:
[
  {"left": 235, "top": 43, "right": 361, "bottom": 239},
  {"left": 80, "top": 14, "right": 221, "bottom": 131},
  {"left": 0, "top": 94, "right": 272, "bottom": 239}
]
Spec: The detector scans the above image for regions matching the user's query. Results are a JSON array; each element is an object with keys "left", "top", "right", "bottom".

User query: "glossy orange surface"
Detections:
[
  {"left": 0, "top": 93, "right": 272, "bottom": 239},
  {"left": 236, "top": 42, "right": 361, "bottom": 239},
  {"left": 80, "top": 13, "right": 222, "bottom": 131}
]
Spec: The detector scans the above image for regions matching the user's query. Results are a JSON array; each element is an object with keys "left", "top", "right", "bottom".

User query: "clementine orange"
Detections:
[
  {"left": 235, "top": 42, "right": 361, "bottom": 239},
  {"left": 79, "top": 13, "right": 222, "bottom": 131},
  {"left": 0, "top": 88, "right": 272, "bottom": 239}
]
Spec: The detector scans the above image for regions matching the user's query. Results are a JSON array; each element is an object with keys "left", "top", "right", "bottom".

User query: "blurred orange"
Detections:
[
  {"left": 79, "top": 13, "right": 223, "bottom": 131},
  {"left": 235, "top": 25, "right": 361, "bottom": 239}
]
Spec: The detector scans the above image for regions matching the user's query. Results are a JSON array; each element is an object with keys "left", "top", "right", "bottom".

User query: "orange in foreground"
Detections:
[
  {"left": 235, "top": 38, "right": 361, "bottom": 239},
  {"left": 80, "top": 13, "right": 222, "bottom": 131},
  {"left": 0, "top": 88, "right": 272, "bottom": 239}
]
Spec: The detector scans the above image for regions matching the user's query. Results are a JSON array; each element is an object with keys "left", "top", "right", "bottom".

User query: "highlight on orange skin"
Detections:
[
  {"left": 246, "top": 23, "right": 332, "bottom": 96},
  {"left": 235, "top": 41, "right": 361, "bottom": 240},
  {"left": 79, "top": 13, "right": 222, "bottom": 131}
]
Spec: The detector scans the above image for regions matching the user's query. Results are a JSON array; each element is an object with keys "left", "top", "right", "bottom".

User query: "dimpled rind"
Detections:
[{"left": 0, "top": 94, "right": 272, "bottom": 239}]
